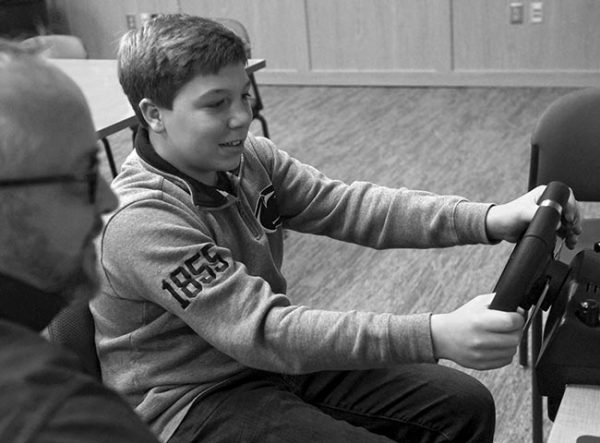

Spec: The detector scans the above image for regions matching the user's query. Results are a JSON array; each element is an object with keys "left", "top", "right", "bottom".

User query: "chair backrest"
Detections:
[
  {"left": 529, "top": 88, "right": 600, "bottom": 202},
  {"left": 20, "top": 34, "right": 87, "bottom": 59},
  {"left": 45, "top": 300, "right": 101, "bottom": 380}
]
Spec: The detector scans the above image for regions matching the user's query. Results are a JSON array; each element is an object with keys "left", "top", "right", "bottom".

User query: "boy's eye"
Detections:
[
  {"left": 242, "top": 92, "right": 252, "bottom": 101},
  {"left": 206, "top": 99, "right": 226, "bottom": 109}
]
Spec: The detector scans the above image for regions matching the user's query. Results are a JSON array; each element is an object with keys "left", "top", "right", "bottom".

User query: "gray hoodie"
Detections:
[{"left": 91, "top": 129, "right": 493, "bottom": 442}]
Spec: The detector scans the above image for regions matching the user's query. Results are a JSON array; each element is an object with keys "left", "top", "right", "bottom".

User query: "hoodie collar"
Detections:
[{"left": 134, "top": 127, "right": 241, "bottom": 208}]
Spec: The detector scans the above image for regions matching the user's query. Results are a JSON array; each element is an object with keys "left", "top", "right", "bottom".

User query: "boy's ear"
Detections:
[{"left": 139, "top": 98, "right": 165, "bottom": 132}]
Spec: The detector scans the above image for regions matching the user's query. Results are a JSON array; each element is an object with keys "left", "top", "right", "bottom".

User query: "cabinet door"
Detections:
[
  {"left": 47, "top": 0, "right": 600, "bottom": 86},
  {"left": 453, "top": 0, "right": 600, "bottom": 71},
  {"left": 306, "top": 0, "right": 450, "bottom": 72},
  {"left": 180, "top": 0, "right": 310, "bottom": 73},
  {"left": 48, "top": 0, "right": 179, "bottom": 58}
]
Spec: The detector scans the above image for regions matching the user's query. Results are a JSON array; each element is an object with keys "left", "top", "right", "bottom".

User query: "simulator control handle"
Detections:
[{"left": 489, "top": 181, "right": 571, "bottom": 312}]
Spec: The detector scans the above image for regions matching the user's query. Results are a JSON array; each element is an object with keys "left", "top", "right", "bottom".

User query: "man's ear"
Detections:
[{"left": 139, "top": 98, "right": 165, "bottom": 132}]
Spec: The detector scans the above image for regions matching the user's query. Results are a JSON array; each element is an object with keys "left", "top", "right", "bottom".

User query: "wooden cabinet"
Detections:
[
  {"left": 46, "top": 0, "right": 178, "bottom": 59},
  {"left": 47, "top": 0, "right": 600, "bottom": 87},
  {"left": 180, "top": 0, "right": 310, "bottom": 73},
  {"left": 454, "top": 0, "right": 600, "bottom": 71},
  {"left": 306, "top": 0, "right": 450, "bottom": 71}
]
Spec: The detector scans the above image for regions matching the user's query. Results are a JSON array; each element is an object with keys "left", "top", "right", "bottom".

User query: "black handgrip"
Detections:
[
  {"left": 537, "top": 180, "right": 571, "bottom": 209},
  {"left": 489, "top": 181, "right": 570, "bottom": 312}
]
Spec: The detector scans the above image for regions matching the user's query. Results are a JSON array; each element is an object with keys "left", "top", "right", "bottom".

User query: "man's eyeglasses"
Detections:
[{"left": 0, "top": 159, "right": 98, "bottom": 204}]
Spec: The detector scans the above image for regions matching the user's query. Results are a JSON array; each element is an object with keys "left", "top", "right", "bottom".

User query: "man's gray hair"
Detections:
[
  {"left": 0, "top": 39, "right": 53, "bottom": 277},
  {"left": 0, "top": 39, "right": 45, "bottom": 174}
]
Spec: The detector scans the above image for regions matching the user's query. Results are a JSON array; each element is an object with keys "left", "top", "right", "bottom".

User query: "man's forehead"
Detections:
[
  {"left": 0, "top": 54, "right": 97, "bottom": 176},
  {"left": 39, "top": 141, "right": 99, "bottom": 176},
  {"left": 182, "top": 63, "right": 250, "bottom": 95},
  {"left": 6, "top": 63, "right": 89, "bottom": 124},
  {"left": 2, "top": 58, "right": 84, "bottom": 108}
]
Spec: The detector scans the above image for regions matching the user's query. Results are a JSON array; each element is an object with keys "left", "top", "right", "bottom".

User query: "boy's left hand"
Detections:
[{"left": 485, "top": 185, "right": 582, "bottom": 249}]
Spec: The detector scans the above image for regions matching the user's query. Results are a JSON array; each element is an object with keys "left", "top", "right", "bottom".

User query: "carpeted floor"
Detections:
[{"left": 100, "top": 85, "right": 596, "bottom": 443}]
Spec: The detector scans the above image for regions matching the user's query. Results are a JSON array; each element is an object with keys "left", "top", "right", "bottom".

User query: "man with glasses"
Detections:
[{"left": 0, "top": 39, "right": 158, "bottom": 442}]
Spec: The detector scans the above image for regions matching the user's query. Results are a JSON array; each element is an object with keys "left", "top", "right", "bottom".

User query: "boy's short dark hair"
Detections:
[{"left": 118, "top": 14, "right": 248, "bottom": 127}]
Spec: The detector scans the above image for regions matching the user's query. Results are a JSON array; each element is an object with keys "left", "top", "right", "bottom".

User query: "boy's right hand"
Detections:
[{"left": 430, "top": 293, "right": 525, "bottom": 370}]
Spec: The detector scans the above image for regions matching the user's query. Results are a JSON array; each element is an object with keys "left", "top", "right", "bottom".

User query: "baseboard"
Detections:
[{"left": 255, "top": 69, "right": 600, "bottom": 88}]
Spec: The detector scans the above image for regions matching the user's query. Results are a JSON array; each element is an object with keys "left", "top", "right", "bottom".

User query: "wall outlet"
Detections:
[
  {"left": 509, "top": 2, "right": 524, "bottom": 25},
  {"left": 530, "top": 2, "right": 543, "bottom": 24},
  {"left": 126, "top": 14, "right": 136, "bottom": 30}
]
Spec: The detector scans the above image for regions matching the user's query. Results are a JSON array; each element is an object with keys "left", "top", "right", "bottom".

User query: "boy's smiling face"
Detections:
[{"left": 147, "top": 62, "right": 253, "bottom": 186}]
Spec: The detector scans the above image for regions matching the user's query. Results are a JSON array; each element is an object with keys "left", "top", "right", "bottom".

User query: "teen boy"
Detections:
[{"left": 91, "top": 14, "right": 581, "bottom": 443}]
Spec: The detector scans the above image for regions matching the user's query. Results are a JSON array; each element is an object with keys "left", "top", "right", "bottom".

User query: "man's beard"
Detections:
[
  {"left": 2, "top": 203, "right": 104, "bottom": 305},
  {"left": 25, "top": 235, "right": 100, "bottom": 305}
]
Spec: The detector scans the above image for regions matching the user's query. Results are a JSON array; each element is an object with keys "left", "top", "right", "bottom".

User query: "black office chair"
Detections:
[
  {"left": 519, "top": 87, "right": 600, "bottom": 443},
  {"left": 215, "top": 18, "right": 270, "bottom": 138},
  {"left": 20, "top": 34, "right": 119, "bottom": 177},
  {"left": 45, "top": 299, "right": 102, "bottom": 380}
]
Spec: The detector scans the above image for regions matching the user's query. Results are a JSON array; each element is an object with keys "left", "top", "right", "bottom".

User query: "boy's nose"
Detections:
[{"left": 228, "top": 102, "right": 253, "bottom": 129}]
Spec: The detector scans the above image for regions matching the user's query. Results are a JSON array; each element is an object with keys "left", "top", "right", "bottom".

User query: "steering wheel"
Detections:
[{"left": 489, "top": 181, "right": 571, "bottom": 312}]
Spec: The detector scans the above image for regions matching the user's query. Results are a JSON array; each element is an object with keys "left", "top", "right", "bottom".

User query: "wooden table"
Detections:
[
  {"left": 49, "top": 59, "right": 135, "bottom": 139},
  {"left": 49, "top": 58, "right": 266, "bottom": 176},
  {"left": 548, "top": 385, "right": 600, "bottom": 443}
]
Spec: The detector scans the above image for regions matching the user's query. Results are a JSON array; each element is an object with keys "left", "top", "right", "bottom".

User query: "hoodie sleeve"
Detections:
[
  {"left": 99, "top": 196, "right": 436, "bottom": 376},
  {"left": 248, "top": 136, "right": 494, "bottom": 249}
]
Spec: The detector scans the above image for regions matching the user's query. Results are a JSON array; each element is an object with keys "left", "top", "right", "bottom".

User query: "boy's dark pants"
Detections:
[{"left": 169, "top": 363, "right": 495, "bottom": 443}]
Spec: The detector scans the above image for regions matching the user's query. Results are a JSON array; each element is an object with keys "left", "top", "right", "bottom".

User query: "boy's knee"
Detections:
[
  {"left": 449, "top": 375, "right": 496, "bottom": 442},
  {"left": 459, "top": 374, "right": 495, "bottom": 414}
]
